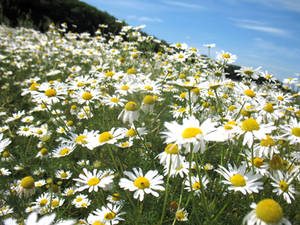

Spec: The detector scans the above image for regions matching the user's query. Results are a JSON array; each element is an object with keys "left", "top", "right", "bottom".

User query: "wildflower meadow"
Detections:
[{"left": 0, "top": 23, "right": 299, "bottom": 225}]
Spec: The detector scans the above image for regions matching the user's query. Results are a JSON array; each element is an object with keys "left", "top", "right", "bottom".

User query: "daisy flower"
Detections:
[
  {"left": 238, "top": 117, "right": 275, "bottom": 148},
  {"left": 0, "top": 167, "right": 11, "bottom": 176},
  {"left": 73, "top": 168, "right": 114, "bottom": 192},
  {"left": 16, "top": 176, "right": 36, "bottom": 197},
  {"left": 270, "top": 170, "right": 299, "bottom": 204},
  {"left": 118, "top": 101, "right": 139, "bottom": 124},
  {"left": 216, "top": 163, "right": 263, "bottom": 195},
  {"left": 52, "top": 143, "right": 76, "bottom": 158},
  {"left": 175, "top": 208, "right": 189, "bottom": 221},
  {"left": 141, "top": 95, "right": 156, "bottom": 113},
  {"left": 102, "top": 94, "right": 126, "bottom": 108},
  {"left": 87, "top": 203, "right": 125, "bottom": 225},
  {"left": 243, "top": 199, "right": 292, "bottom": 225},
  {"left": 0, "top": 205, "right": 13, "bottom": 216},
  {"left": 156, "top": 143, "right": 182, "bottom": 169},
  {"left": 119, "top": 168, "right": 165, "bottom": 201},
  {"left": 184, "top": 175, "right": 209, "bottom": 195},
  {"left": 0, "top": 133, "right": 11, "bottom": 153},
  {"left": 162, "top": 116, "right": 223, "bottom": 154},
  {"left": 279, "top": 117, "right": 300, "bottom": 145},
  {"left": 216, "top": 50, "right": 237, "bottom": 64},
  {"left": 55, "top": 170, "right": 72, "bottom": 180}
]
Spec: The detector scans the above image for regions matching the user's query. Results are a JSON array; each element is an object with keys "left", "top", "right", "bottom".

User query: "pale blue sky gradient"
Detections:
[{"left": 82, "top": 0, "right": 300, "bottom": 81}]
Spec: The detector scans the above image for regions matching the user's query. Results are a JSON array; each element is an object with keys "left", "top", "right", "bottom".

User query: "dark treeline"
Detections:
[{"left": 0, "top": 0, "right": 124, "bottom": 35}]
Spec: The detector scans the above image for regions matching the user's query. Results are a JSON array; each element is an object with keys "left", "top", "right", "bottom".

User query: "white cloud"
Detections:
[
  {"left": 227, "top": 0, "right": 300, "bottom": 13},
  {"left": 230, "top": 18, "right": 289, "bottom": 36},
  {"left": 127, "top": 15, "right": 163, "bottom": 23},
  {"left": 163, "top": 0, "right": 204, "bottom": 9},
  {"left": 139, "top": 17, "right": 163, "bottom": 23},
  {"left": 237, "top": 24, "right": 288, "bottom": 36}
]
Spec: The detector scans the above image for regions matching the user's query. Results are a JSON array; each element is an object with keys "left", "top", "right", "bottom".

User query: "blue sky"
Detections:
[{"left": 81, "top": 0, "right": 300, "bottom": 81}]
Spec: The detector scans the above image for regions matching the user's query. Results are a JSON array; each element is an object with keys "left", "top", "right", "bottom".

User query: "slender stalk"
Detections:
[{"left": 159, "top": 157, "right": 172, "bottom": 225}]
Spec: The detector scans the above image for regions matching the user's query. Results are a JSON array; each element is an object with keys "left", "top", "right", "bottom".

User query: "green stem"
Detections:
[{"left": 159, "top": 157, "right": 172, "bottom": 225}]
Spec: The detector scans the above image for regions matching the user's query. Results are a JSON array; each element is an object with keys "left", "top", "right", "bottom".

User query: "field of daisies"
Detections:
[{"left": 0, "top": 22, "right": 299, "bottom": 225}]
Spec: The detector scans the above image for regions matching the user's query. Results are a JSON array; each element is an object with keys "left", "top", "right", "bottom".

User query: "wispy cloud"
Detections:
[
  {"left": 163, "top": 0, "right": 204, "bottom": 9},
  {"left": 237, "top": 24, "right": 288, "bottom": 36},
  {"left": 227, "top": 0, "right": 300, "bottom": 13},
  {"left": 231, "top": 18, "right": 289, "bottom": 36},
  {"left": 127, "top": 15, "right": 163, "bottom": 23}
]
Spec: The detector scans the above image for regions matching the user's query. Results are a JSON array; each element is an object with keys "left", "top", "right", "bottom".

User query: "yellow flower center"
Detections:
[
  {"left": 143, "top": 95, "right": 155, "bottom": 105},
  {"left": 61, "top": 172, "right": 68, "bottom": 178},
  {"left": 177, "top": 107, "right": 186, "bottom": 112},
  {"left": 241, "top": 118, "right": 260, "bottom": 131},
  {"left": 93, "top": 221, "right": 105, "bottom": 225},
  {"left": 20, "top": 176, "right": 35, "bottom": 189},
  {"left": 2, "top": 151, "right": 10, "bottom": 157},
  {"left": 127, "top": 68, "right": 136, "bottom": 74},
  {"left": 45, "top": 89, "right": 57, "bottom": 97},
  {"left": 121, "top": 85, "right": 129, "bottom": 90},
  {"left": 180, "top": 92, "right": 187, "bottom": 99},
  {"left": 60, "top": 148, "right": 70, "bottom": 156},
  {"left": 76, "top": 197, "right": 83, "bottom": 202},
  {"left": 192, "top": 182, "right": 201, "bottom": 190},
  {"left": 230, "top": 174, "right": 246, "bottom": 187},
  {"left": 277, "top": 96, "right": 284, "bottom": 101},
  {"left": 279, "top": 180, "right": 288, "bottom": 192},
  {"left": 228, "top": 105, "right": 237, "bottom": 111},
  {"left": 104, "top": 212, "right": 116, "bottom": 220},
  {"left": 255, "top": 199, "right": 283, "bottom": 223},
  {"left": 67, "top": 120, "right": 74, "bottom": 126},
  {"left": 263, "top": 103, "right": 274, "bottom": 113},
  {"left": 88, "top": 177, "right": 100, "bottom": 186},
  {"left": 121, "top": 142, "right": 129, "bottom": 147},
  {"left": 110, "top": 97, "right": 120, "bottom": 103},
  {"left": 291, "top": 127, "right": 300, "bottom": 137},
  {"left": 224, "top": 121, "right": 237, "bottom": 130},
  {"left": 126, "top": 129, "right": 137, "bottom": 137},
  {"left": 125, "top": 101, "right": 138, "bottom": 111},
  {"left": 164, "top": 144, "right": 179, "bottom": 154},
  {"left": 40, "top": 199, "right": 48, "bottom": 206},
  {"left": 82, "top": 92, "right": 93, "bottom": 100},
  {"left": 176, "top": 210, "right": 185, "bottom": 220},
  {"left": 75, "top": 135, "right": 87, "bottom": 144},
  {"left": 244, "top": 89, "right": 256, "bottom": 98},
  {"left": 134, "top": 176, "right": 150, "bottom": 189},
  {"left": 105, "top": 71, "right": 114, "bottom": 77},
  {"left": 260, "top": 135, "right": 275, "bottom": 147},
  {"left": 244, "top": 69, "right": 254, "bottom": 76},
  {"left": 191, "top": 88, "right": 200, "bottom": 95},
  {"left": 40, "top": 148, "right": 48, "bottom": 155},
  {"left": 222, "top": 53, "right": 230, "bottom": 58},
  {"left": 51, "top": 200, "right": 59, "bottom": 208},
  {"left": 112, "top": 193, "right": 120, "bottom": 201},
  {"left": 30, "top": 83, "right": 40, "bottom": 91},
  {"left": 144, "top": 85, "right": 153, "bottom": 91},
  {"left": 99, "top": 132, "right": 114, "bottom": 143},
  {"left": 182, "top": 128, "right": 203, "bottom": 139},
  {"left": 253, "top": 157, "right": 264, "bottom": 168},
  {"left": 269, "top": 156, "right": 283, "bottom": 170}
]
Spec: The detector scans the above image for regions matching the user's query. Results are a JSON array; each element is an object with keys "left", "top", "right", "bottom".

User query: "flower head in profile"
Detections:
[
  {"left": 243, "top": 199, "right": 291, "bottom": 225},
  {"left": 119, "top": 168, "right": 165, "bottom": 201},
  {"left": 118, "top": 101, "right": 139, "bottom": 124}
]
